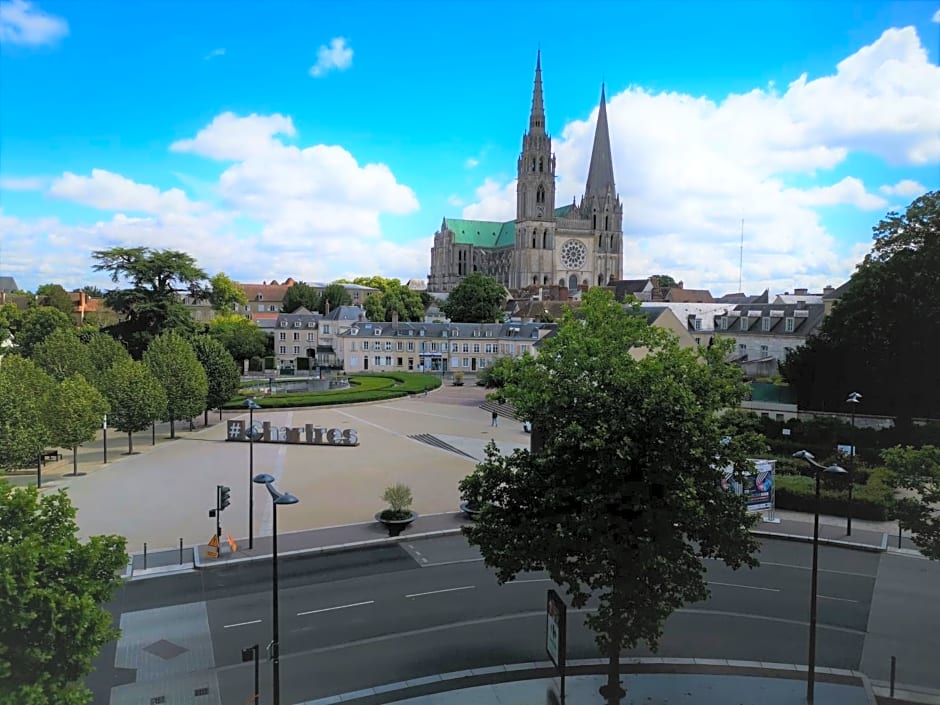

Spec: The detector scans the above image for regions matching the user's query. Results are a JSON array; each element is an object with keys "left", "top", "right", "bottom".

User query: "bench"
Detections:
[{"left": 40, "top": 449, "right": 62, "bottom": 464}]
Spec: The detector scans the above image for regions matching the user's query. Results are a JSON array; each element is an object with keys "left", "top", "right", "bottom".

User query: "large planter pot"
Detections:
[
  {"left": 459, "top": 501, "right": 482, "bottom": 520},
  {"left": 375, "top": 510, "right": 417, "bottom": 537}
]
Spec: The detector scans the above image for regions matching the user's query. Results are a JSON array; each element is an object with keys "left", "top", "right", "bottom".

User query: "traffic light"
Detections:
[{"left": 219, "top": 485, "right": 231, "bottom": 512}]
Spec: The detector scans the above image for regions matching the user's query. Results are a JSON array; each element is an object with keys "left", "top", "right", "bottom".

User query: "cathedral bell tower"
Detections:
[{"left": 513, "top": 51, "right": 557, "bottom": 291}]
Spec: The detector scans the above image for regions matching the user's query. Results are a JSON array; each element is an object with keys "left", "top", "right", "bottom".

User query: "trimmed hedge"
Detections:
[
  {"left": 223, "top": 372, "right": 442, "bottom": 409},
  {"left": 774, "top": 470, "right": 892, "bottom": 521}
]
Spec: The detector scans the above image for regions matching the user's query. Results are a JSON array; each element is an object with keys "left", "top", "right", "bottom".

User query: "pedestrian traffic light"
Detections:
[{"left": 219, "top": 485, "right": 231, "bottom": 512}]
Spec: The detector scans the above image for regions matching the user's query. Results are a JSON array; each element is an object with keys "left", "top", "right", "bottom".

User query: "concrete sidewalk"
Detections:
[{"left": 296, "top": 658, "right": 882, "bottom": 705}]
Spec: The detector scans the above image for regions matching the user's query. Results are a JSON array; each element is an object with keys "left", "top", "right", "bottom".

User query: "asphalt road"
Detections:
[{"left": 88, "top": 536, "right": 939, "bottom": 705}]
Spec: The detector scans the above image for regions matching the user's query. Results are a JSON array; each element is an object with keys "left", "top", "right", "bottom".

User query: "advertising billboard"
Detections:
[{"left": 721, "top": 459, "right": 776, "bottom": 512}]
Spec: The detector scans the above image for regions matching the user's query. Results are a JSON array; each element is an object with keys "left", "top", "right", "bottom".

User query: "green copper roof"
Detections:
[
  {"left": 554, "top": 204, "right": 575, "bottom": 217},
  {"left": 444, "top": 218, "right": 515, "bottom": 248}
]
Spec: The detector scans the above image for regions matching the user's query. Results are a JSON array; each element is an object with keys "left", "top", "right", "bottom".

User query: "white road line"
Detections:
[
  {"left": 406, "top": 585, "right": 476, "bottom": 598},
  {"left": 510, "top": 578, "right": 552, "bottom": 584},
  {"left": 418, "top": 557, "right": 485, "bottom": 568},
  {"left": 819, "top": 595, "right": 860, "bottom": 604},
  {"left": 297, "top": 600, "right": 375, "bottom": 616},
  {"left": 223, "top": 619, "right": 262, "bottom": 629},
  {"left": 708, "top": 580, "right": 780, "bottom": 593},
  {"left": 705, "top": 557, "right": 875, "bottom": 579}
]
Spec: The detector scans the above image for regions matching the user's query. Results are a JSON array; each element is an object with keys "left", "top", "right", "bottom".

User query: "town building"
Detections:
[
  {"left": 269, "top": 305, "right": 365, "bottom": 373},
  {"left": 428, "top": 53, "right": 624, "bottom": 293},
  {"left": 236, "top": 278, "right": 377, "bottom": 322}
]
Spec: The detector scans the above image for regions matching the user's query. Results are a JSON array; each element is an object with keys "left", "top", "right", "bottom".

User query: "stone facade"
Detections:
[{"left": 428, "top": 53, "right": 624, "bottom": 293}]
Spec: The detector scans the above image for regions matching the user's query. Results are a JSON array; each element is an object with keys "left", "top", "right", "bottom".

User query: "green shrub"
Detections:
[
  {"left": 774, "top": 471, "right": 890, "bottom": 521},
  {"left": 248, "top": 356, "right": 263, "bottom": 372},
  {"left": 380, "top": 483, "right": 414, "bottom": 521},
  {"left": 263, "top": 356, "right": 275, "bottom": 370}
]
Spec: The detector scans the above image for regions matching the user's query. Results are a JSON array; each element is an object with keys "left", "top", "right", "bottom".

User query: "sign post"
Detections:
[
  {"left": 102, "top": 414, "right": 108, "bottom": 464},
  {"left": 546, "top": 589, "right": 567, "bottom": 703}
]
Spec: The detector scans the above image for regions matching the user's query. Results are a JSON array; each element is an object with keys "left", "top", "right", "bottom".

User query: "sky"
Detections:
[{"left": 1, "top": 0, "right": 938, "bottom": 296}]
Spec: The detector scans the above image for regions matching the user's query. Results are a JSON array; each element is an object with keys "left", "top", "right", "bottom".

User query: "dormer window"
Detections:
[
  {"left": 294, "top": 321, "right": 301, "bottom": 328},
  {"left": 374, "top": 328, "right": 381, "bottom": 335},
  {"left": 442, "top": 330, "right": 448, "bottom": 338},
  {"left": 280, "top": 321, "right": 288, "bottom": 328},
  {"left": 761, "top": 317, "right": 772, "bottom": 332},
  {"left": 785, "top": 317, "right": 795, "bottom": 333},
  {"left": 531, "top": 330, "right": 539, "bottom": 339},
  {"left": 419, "top": 329, "right": 425, "bottom": 336},
  {"left": 256, "top": 294, "right": 264, "bottom": 301},
  {"left": 693, "top": 318, "right": 703, "bottom": 331},
  {"left": 740, "top": 317, "right": 748, "bottom": 331},
  {"left": 720, "top": 317, "right": 729, "bottom": 330}
]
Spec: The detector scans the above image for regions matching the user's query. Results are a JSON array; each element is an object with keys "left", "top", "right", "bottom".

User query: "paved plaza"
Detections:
[{"left": 57, "top": 385, "right": 528, "bottom": 550}]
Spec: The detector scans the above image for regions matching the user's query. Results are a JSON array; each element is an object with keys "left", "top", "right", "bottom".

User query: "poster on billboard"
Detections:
[
  {"left": 721, "top": 459, "right": 776, "bottom": 514},
  {"left": 546, "top": 589, "right": 567, "bottom": 701}
]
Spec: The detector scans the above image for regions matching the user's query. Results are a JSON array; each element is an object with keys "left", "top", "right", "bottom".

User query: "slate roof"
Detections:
[
  {"left": 717, "top": 303, "right": 825, "bottom": 337},
  {"left": 714, "top": 289, "right": 770, "bottom": 304},
  {"left": 665, "top": 288, "right": 715, "bottom": 303},
  {"left": 322, "top": 305, "right": 365, "bottom": 321},
  {"left": 0, "top": 276, "right": 18, "bottom": 294},
  {"left": 338, "top": 320, "right": 554, "bottom": 340},
  {"left": 584, "top": 85, "right": 616, "bottom": 201}
]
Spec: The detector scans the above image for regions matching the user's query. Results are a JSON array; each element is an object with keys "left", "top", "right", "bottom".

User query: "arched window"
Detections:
[
  {"left": 605, "top": 215, "right": 609, "bottom": 230},
  {"left": 532, "top": 236, "right": 537, "bottom": 248},
  {"left": 538, "top": 157, "right": 543, "bottom": 172},
  {"left": 593, "top": 213, "right": 597, "bottom": 229},
  {"left": 568, "top": 274, "right": 578, "bottom": 290},
  {"left": 533, "top": 275, "right": 538, "bottom": 284},
  {"left": 598, "top": 274, "right": 604, "bottom": 285},
  {"left": 559, "top": 278, "right": 566, "bottom": 288},
  {"left": 536, "top": 185, "right": 545, "bottom": 204},
  {"left": 543, "top": 276, "right": 549, "bottom": 285},
  {"left": 542, "top": 230, "right": 548, "bottom": 248},
  {"left": 531, "top": 158, "right": 536, "bottom": 172},
  {"left": 598, "top": 234, "right": 603, "bottom": 248}
]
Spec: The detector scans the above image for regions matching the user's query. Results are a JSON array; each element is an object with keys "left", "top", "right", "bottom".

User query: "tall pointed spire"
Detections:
[
  {"left": 529, "top": 50, "right": 545, "bottom": 134},
  {"left": 584, "top": 84, "right": 616, "bottom": 200}
]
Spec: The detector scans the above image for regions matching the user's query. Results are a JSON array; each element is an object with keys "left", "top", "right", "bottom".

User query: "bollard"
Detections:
[
  {"left": 179, "top": 538, "right": 183, "bottom": 565},
  {"left": 890, "top": 656, "right": 896, "bottom": 697},
  {"left": 898, "top": 526, "right": 902, "bottom": 549},
  {"left": 143, "top": 543, "right": 148, "bottom": 570}
]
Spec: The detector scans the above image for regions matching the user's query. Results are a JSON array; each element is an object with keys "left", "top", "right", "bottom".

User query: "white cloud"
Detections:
[
  {"left": 0, "top": 175, "right": 46, "bottom": 190},
  {"left": 171, "top": 112, "right": 296, "bottom": 161},
  {"left": 932, "top": 8, "right": 940, "bottom": 22},
  {"left": 309, "top": 36, "right": 353, "bottom": 78},
  {"left": 461, "top": 26, "right": 939, "bottom": 294},
  {"left": 204, "top": 47, "right": 225, "bottom": 60},
  {"left": 49, "top": 169, "right": 204, "bottom": 215},
  {"left": 465, "top": 157, "right": 479, "bottom": 169},
  {"left": 879, "top": 179, "right": 927, "bottom": 197},
  {"left": 0, "top": 0, "right": 67, "bottom": 46}
]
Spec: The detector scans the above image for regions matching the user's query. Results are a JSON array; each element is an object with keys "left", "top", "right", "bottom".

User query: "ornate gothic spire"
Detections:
[
  {"left": 529, "top": 50, "right": 545, "bottom": 134},
  {"left": 583, "top": 84, "right": 616, "bottom": 200}
]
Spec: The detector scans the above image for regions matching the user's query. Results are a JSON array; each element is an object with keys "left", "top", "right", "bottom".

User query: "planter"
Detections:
[
  {"left": 375, "top": 510, "right": 417, "bottom": 537},
  {"left": 459, "top": 501, "right": 482, "bottom": 520},
  {"left": 452, "top": 381, "right": 464, "bottom": 386}
]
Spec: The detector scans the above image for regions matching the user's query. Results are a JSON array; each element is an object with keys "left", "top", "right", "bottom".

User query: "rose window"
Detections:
[{"left": 560, "top": 239, "right": 587, "bottom": 269}]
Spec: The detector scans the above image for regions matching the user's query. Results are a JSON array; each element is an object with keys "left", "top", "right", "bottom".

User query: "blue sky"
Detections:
[{"left": 1, "top": 0, "right": 938, "bottom": 294}]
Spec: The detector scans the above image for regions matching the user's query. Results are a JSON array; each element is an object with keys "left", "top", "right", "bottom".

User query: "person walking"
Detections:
[{"left": 491, "top": 409, "right": 499, "bottom": 427}]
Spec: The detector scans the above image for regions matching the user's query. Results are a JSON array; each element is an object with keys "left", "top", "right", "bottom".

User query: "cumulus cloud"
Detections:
[
  {"left": 0, "top": 175, "right": 46, "bottom": 190},
  {"left": 309, "top": 37, "right": 353, "bottom": 77},
  {"left": 879, "top": 179, "right": 927, "bottom": 197},
  {"left": 204, "top": 47, "right": 225, "bottom": 60},
  {"left": 460, "top": 25, "right": 940, "bottom": 294},
  {"left": 49, "top": 169, "right": 204, "bottom": 215},
  {"left": 0, "top": 0, "right": 67, "bottom": 46},
  {"left": 933, "top": 8, "right": 940, "bottom": 22}
]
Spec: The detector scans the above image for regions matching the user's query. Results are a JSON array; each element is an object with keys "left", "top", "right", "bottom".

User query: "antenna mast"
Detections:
[{"left": 738, "top": 219, "right": 744, "bottom": 293}]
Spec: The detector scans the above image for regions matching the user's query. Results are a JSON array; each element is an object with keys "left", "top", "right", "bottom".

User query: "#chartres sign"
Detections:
[{"left": 225, "top": 419, "right": 359, "bottom": 447}]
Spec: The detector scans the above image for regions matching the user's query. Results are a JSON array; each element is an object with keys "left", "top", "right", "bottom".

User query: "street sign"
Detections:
[
  {"left": 546, "top": 588, "right": 567, "bottom": 701},
  {"left": 207, "top": 534, "right": 220, "bottom": 558}
]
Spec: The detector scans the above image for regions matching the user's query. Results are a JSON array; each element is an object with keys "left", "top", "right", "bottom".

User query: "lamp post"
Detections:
[
  {"left": 845, "top": 392, "right": 862, "bottom": 536},
  {"left": 245, "top": 398, "right": 262, "bottom": 549},
  {"left": 792, "top": 450, "right": 847, "bottom": 704},
  {"left": 253, "top": 473, "right": 298, "bottom": 705}
]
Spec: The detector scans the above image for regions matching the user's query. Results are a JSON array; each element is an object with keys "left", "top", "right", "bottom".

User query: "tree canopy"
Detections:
[
  {"left": 0, "top": 357, "right": 54, "bottom": 472},
  {"left": 885, "top": 445, "right": 940, "bottom": 560},
  {"left": 31, "top": 328, "right": 94, "bottom": 383},
  {"left": 36, "top": 283, "right": 74, "bottom": 316},
  {"left": 318, "top": 282, "right": 352, "bottom": 313},
  {"left": 102, "top": 358, "right": 167, "bottom": 454},
  {"left": 781, "top": 191, "right": 938, "bottom": 420},
  {"left": 281, "top": 281, "right": 319, "bottom": 313},
  {"left": 190, "top": 335, "right": 240, "bottom": 425},
  {"left": 459, "top": 288, "right": 759, "bottom": 702},
  {"left": 441, "top": 273, "right": 506, "bottom": 323},
  {"left": 14, "top": 306, "right": 74, "bottom": 357},
  {"left": 347, "top": 277, "right": 424, "bottom": 322},
  {"left": 83, "top": 332, "right": 132, "bottom": 389},
  {"left": 143, "top": 331, "right": 208, "bottom": 438},
  {"left": 46, "top": 375, "right": 109, "bottom": 476},
  {"left": 208, "top": 272, "right": 248, "bottom": 313},
  {"left": 207, "top": 313, "right": 269, "bottom": 363},
  {"left": 92, "top": 247, "right": 207, "bottom": 358},
  {"left": 0, "top": 482, "right": 126, "bottom": 705}
]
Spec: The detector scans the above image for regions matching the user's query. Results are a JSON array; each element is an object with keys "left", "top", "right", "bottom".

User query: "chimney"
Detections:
[
  {"left": 325, "top": 301, "right": 330, "bottom": 315},
  {"left": 823, "top": 284, "right": 834, "bottom": 294},
  {"left": 392, "top": 310, "right": 399, "bottom": 327},
  {"left": 359, "top": 312, "right": 365, "bottom": 322},
  {"left": 794, "top": 288, "right": 808, "bottom": 296}
]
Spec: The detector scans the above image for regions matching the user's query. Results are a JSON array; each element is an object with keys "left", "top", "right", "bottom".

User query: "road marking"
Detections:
[
  {"left": 297, "top": 600, "right": 375, "bottom": 616},
  {"left": 417, "top": 557, "right": 485, "bottom": 568},
  {"left": 819, "top": 595, "right": 860, "bottom": 604},
  {"left": 223, "top": 619, "right": 262, "bottom": 629},
  {"left": 406, "top": 585, "right": 475, "bottom": 598},
  {"left": 708, "top": 580, "right": 780, "bottom": 593},
  {"left": 705, "top": 557, "right": 875, "bottom": 579},
  {"left": 510, "top": 578, "right": 552, "bottom": 584}
]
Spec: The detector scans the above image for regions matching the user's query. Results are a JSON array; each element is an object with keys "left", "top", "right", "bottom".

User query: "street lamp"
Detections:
[
  {"left": 792, "top": 449, "right": 848, "bottom": 705},
  {"left": 845, "top": 392, "right": 862, "bottom": 537},
  {"left": 252, "top": 472, "right": 298, "bottom": 705},
  {"left": 245, "top": 398, "right": 262, "bottom": 549}
]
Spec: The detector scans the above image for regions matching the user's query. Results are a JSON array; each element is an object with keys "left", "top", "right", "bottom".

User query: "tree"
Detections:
[
  {"left": 356, "top": 277, "right": 425, "bottom": 322},
  {"left": 317, "top": 282, "right": 352, "bottom": 313},
  {"left": 101, "top": 358, "right": 167, "bottom": 454},
  {"left": 190, "top": 336, "right": 240, "bottom": 426},
  {"left": 0, "top": 481, "right": 126, "bottom": 704},
  {"left": 46, "top": 375, "right": 109, "bottom": 476},
  {"left": 652, "top": 274, "right": 678, "bottom": 289},
  {"left": 81, "top": 285, "right": 104, "bottom": 298},
  {"left": 92, "top": 247, "right": 208, "bottom": 358},
  {"left": 31, "top": 328, "right": 94, "bottom": 382},
  {"left": 143, "top": 331, "right": 208, "bottom": 438},
  {"left": 458, "top": 288, "right": 759, "bottom": 703},
  {"left": 207, "top": 313, "right": 269, "bottom": 365},
  {"left": 15, "top": 306, "right": 73, "bottom": 357},
  {"left": 208, "top": 272, "right": 248, "bottom": 313},
  {"left": 441, "top": 273, "right": 506, "bottom": 323},
  {"left": 781, "top": 191, "right": 939, "bottom": 420},
  {"left": 84, "top": 332, "right": 132, "bottom": 389},
  {"left": 36, "top": 283, "right": 74, "bottom": 316},
  {"left": 477, "top": 356, "right": 517, "bottom": 389},
  {"left": 884, "top": 445, "right": 940, "bottom": 560},
  {"left": 281, "top": 281, "right": 319, "bottom": 313},
  {"left": 0, "top": 357, "right": 54, "bottom": 472}
]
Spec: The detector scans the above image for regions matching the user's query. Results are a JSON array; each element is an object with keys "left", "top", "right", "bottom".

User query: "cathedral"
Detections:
[{"left": 428, "top": 52, "right": 624, "bottom": 293}]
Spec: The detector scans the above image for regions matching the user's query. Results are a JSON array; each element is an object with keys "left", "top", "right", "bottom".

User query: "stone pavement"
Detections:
[{"left": 297, "top": 659, "right": 880, "bottom": 705}]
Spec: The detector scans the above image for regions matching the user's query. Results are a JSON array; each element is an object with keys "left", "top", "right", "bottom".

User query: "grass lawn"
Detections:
[{"left": 223, "top": 372, "right": 442, "bottom": 409}]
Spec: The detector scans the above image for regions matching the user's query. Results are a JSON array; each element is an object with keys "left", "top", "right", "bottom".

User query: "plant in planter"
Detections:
[
  {"left": 459, "top": 498, "right": 482, "bottom": 519},
  {"left": 376, "top": 483, "right": 417, "bottom": 536},
  {"left": 452, "top": 371, "right": 465, "bottom": 386}
]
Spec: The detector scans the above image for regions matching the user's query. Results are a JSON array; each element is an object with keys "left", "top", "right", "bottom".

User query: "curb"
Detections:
[
  {"left": 751, "top": 529, "right": 887, "bottom": 553},
  {"left": 872, "top": 679, "right": 940, "bottom": 705},
  {"left": 296, "top": 658, "right": 878, "bottom": 705}
]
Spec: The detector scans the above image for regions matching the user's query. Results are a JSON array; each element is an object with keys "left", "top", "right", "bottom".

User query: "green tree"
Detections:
[
  {"left": 0, "top": 304, "right": 23, "bottom": 343},
  {"left": 101, "top": 358, "right": 167, "bottom": 454},
  {"left": 884, "top": 445, "right": 940, "bottom": 560},
  {"left": 0, "top": 482, "right": 126, "bottom": 705},
  {"left": 143, "top": 331, "right": 208, "bottom": 438},
  {"left": 92, "top": 247, "right": 208, "bottom": 358},
  {"left": 358, "top": 280, "right": 425, "bottom": 322},
  {"left": 46, "top": 375, "right": 110, "bottom": 476},
  {"left": 84, "top": 332, "right": 132, "bottom": 389},
  {"left": 781, "top": 191, "right": 939, "bottom": 420},
  {"left": 32, "top": 328, "right": 94, "bottom": 382},
  {"left": 459, "top": 288, "right": 759, "bottom": 702},
  {"left": 207, "top": 313, "right": 269, "bottom": 365},
  {"left": 0, "top": 357, "right": 54, "bottom": 472},
  {"left": 102, "top": 355, "right": 167, "bottom": 455},
  {"left": 652, "top": 274, "right": 678, "bottom": 289},
  {"left": 477, "top": 356, "right": 517, "bottom": 389},
  {"left": 190, "top": 336, "right": 240, "bottom": 426},
  {"left": 208, "top": 272, "right": 248, "bottom": 312},
  {"left": 15, "top": 306, "right": 73, "bottom": 357},
  {"left": 81, "top": 285, "right": 104, "bottom": 298},
  {"left": 36, "top": 283, "right": 74, "bottom": 316},
  {"left": 281, "top": 281, "right": 319, "bottom": 313},
  {"left": 317, "top": 282, "right": 352, "bottom": 313},
  {"left": 441, "top": 273, "right": 506, "bottom": 323},
  {"left": 717, "top": 408, "right": 771, "bottom": 458}
]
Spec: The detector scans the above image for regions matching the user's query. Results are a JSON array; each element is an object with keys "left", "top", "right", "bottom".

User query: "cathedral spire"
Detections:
[
  {"left": 583, "top": 83, "right": 616, "bottom": 200},
  {"left": 529, "top": 50, "right": 545, "bottom": 133}
]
